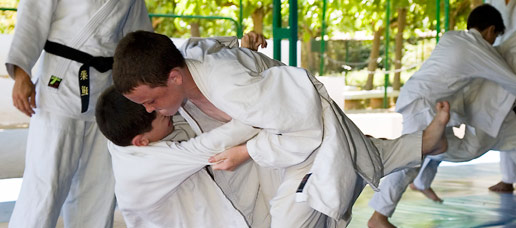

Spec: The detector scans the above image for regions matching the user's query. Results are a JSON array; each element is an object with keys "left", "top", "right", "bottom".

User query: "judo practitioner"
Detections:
[
  {"left": 368, "top": 4, "right": 516, "bottom": 227},
  {"left": 6, "top": 0, "right": 152, "bottom": 227},
  {"left": 95, "top": 86, "right": 266, "bottom": 227},
  {"left": 112, "top": 30, "right": 451, "bottom": 227},
  {"left": 486, "top": 0, "right": 516, "bottom": 193}
]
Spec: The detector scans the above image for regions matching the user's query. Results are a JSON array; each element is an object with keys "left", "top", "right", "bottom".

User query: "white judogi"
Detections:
[
  {"left": 5, "top": 0, "right": 152, "bottom": 227},
  {"left": 489, "top": 0, "right": 516, "bottom": 185},
  {"left": 180, "top": 38, "right": 423, "bottom": 226},
  {"left": 396, "top": 30, "right": 516, "bottom": 138},
  {"left": 109, "top": 117, "right": 258, "bottom": 227},
  {"left": 370, "top": 29, "right": 516, "bottom": 217}
]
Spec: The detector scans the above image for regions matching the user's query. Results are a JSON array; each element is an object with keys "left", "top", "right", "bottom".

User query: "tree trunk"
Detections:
[
  {"left": 471, "top": 0, "right": 483, "bottom": 8},
  {"left": 251, "top": 7, "right": 264, "bottom": 34},
  {"left": 393, "top": 8, "right": 407, "bottom": 90},
  {"left": 365, "top": 26, "right": 384, "bottom": 90},
  {"left": 190, "top": 22, "right": 200, "bottom": 37},
  {"left": 301, "top": 40, "right": 310, "bottom": 70}
]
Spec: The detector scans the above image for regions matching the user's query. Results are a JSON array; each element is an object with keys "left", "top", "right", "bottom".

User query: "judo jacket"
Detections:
[
  {"left": 179, "top": 37, "right": 415, "bottom": 220},
  {"left": 396, "top": 29, "right": 516, "bottom": 137},
  {"left": 5, "top": 0, "right": 152, "bottom": 120},
  {"left": 109, "top": 117, "right": 258, "bottom": 227}
]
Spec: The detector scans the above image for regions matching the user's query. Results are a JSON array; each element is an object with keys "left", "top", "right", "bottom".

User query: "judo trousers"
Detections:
[
  {"left": 9, "top": 110, "right": 116, "bottom": 228},
  {"left": 270, "top": 132, "right": 422, "bottom": 227},
  {"left": 500, "top": 152, "right": 516, "bottom": 183}
]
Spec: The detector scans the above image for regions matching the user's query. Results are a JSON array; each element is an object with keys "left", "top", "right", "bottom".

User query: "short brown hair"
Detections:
[
  {"left": 95, "top": 86, "right": 156, "bottom": 146},
  {"left": 467, "top": 4, "right": 505, "bottom": 35},
  {"left": 113, "top": 31, "right": 186, "bottom": 94}
]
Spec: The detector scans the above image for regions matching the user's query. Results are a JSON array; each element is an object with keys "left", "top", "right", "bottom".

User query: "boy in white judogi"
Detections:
[
  {"left": 6, "top": 0, "right": 152, "bottom": 227},
  {"left": 95, "top": 86, "right": 270, "bottom": 227},
  {"left": 486, "top": 0, "right": 516, "bottom": 193}
]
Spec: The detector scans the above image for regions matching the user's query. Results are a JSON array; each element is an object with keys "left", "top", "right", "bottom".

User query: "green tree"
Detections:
[{"left": 0, "top": 0, "right": 18, "bottom": 34}]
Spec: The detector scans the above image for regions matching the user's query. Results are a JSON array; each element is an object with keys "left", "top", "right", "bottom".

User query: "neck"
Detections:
[{"left": 181, "top": 65, "right": 206, "bottom": 102}]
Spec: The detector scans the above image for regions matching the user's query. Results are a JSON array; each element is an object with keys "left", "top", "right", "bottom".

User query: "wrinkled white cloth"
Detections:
[
  {"left": 396, "top": 29, "right": 516, "bottom": 138},
  {"left": 181, "top": 37, "right": 422, "bottom": 222},
  {"left": 5, "top": 0, "right": 152, "bottom": 227},
  {"left": 371, "top": 29, "right": 516, "bottom": 218},
  {"left": 109, "top": 117, "right": 257, "bottom": 227}
]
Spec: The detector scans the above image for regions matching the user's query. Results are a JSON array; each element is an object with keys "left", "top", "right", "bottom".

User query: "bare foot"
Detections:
[
  {"left": 368, "top": 211, "right": 396, "bottom": 228},
  {"left": 409, "top": 183, "right": 443, "bottom": 203},
  {"left": 422, "top": 101, "right": 450, "bottom": 156},
  {"left": 488, "top": 181, "right": 514, "bottom": 193}
]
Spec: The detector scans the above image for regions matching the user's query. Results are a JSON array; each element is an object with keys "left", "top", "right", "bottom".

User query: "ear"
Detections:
[
  {"left": 131, "top": 134, "right": 150, "bottom": 147},
  {"left": 168, "top": 68, "right": 183, "bottom": 86},
  {"left": 487, "top": 25, "right": 496, "bottom": 35}
]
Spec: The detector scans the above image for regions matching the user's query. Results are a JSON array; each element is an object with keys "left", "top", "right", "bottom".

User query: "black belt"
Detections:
[{"left": 44, "top": 40, "right": 113, "bottom": 113}]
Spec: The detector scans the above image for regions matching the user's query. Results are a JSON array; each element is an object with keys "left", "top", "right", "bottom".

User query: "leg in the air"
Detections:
[{"left": 422, "top": 101, "right": 450, "bottom": 156}]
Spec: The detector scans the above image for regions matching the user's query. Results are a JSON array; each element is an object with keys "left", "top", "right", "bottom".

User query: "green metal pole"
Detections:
[
  {"left": 238, "top": 0, "right": 243, "bottom": 38},
  {"left": 319, "top": 0, "right": 327, "bottom": 76},
  {"left": 273, "top": 0, "right": 281, "bottom": 61},
  {"left": 148, "top": 14, "right": 241, "bottom": 37},
  {"left": 444, "top": 0, "right": 449, "bottom": 32},
  {"left": 436, "top": 0, "right": 441, "bottom": 43},
  {"left": 288, "top": 0, "right": 298, "bottom": 66},
  {"left": 383, "top": 0, "right": 391, "bottom": 108},
  {"left": 0, "top": 7, "right": 16, "bottom": 11}
]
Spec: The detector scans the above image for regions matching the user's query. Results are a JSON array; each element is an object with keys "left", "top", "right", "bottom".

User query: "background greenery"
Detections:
[{"left": 0, "top": 0, "right": 480, "bottom": 89}]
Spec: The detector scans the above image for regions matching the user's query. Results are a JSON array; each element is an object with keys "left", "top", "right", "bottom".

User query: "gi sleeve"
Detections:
[
  {"left": 244, "top": 68, "right": 323, "bottom": 168},
  {"left": 109, "top": 119, "right": 259, "bottom": 211},
  {"left": 121, "top": 0, "right": 153, "bottom": 35},
  {"left": 5, "top": 0, "right": 57, "bottom": 78},
  {"left": 204, "top": 65, "right": 324, "bottom": 168}
]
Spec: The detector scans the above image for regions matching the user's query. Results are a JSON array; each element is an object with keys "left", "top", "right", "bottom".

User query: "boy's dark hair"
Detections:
[
  {"left": 113, "top": 30, "right": 186, "bottom": 94},
  {"left": 95, "top": 86, "right": 156, "bottom": 146},
  {"left": 467, "top": 4, "right": 505, "bottom": 35}
]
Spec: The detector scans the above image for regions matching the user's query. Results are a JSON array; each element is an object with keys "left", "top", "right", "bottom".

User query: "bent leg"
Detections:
[
  {"left": 369, "top": 133, "right": 422, "bottom": 175},
  {"left": 411, "top": 158, "right": 443, "bottom": 202},
  {"left": 369, "top": 167, "right": 420, "bottom": 217},
  {"left": 412, "top": 157, "right": 441, "bottom": 190}
]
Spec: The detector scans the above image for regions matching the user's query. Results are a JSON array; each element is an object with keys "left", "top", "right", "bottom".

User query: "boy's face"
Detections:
[
  {"left": 124, "top": 83, "right": 184, "bottom": 117},
  {"left": 140, "top": 113, "right": 175, "bottom": 143}
]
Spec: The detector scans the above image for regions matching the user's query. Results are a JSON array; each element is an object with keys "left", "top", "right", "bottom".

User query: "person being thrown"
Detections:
[{"left": 96, "top": 85, "right": 268, "bottom": 227}]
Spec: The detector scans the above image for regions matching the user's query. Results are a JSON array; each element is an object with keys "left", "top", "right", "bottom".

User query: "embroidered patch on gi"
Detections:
[
  {"left": 48, "top": 75, "right": 63, "bottom": 89},
  {"left": 296, "top": 173, "right": 312, "bottom": 193}
]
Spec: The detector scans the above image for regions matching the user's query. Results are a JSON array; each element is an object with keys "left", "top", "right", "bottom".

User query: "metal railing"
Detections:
[{"left": 0, "top": 8, "right": 243, "bottom": 38}]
